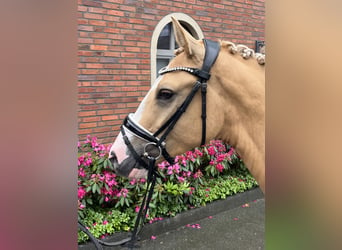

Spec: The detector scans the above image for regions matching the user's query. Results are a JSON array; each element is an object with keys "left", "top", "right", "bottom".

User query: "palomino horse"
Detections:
[{"left": 109, "top": 17, "right": 265, "bottom": 193}]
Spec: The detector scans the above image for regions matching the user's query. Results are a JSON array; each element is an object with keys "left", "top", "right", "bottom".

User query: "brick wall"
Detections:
[{"left": 78, "top": 0, "right": 265, "bottom": 144}]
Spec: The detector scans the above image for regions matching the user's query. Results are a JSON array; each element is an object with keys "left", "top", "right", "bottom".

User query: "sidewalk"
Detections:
[{"left": 80, "top": 188, "right": 264, "bottom": 250}]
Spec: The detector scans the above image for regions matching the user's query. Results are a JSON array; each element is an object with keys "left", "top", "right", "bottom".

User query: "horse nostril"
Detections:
[{"left": 109, "top": 151, "right": 117, "bottom": 166}]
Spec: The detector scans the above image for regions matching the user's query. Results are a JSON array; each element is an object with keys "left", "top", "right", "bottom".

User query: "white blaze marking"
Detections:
[
  {"left": 110, "top": 76, "right": 163, "bottom": 167},
  {"left": 133, "top": 76, "right": 162, "bottom": 122}
]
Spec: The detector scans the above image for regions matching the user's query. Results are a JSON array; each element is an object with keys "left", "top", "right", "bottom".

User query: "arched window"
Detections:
[{"left": 150, "top": 13, "right": 204, "bottom": 84}]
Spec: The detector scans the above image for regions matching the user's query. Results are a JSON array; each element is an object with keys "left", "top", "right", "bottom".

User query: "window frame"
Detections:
[{"left": 150, "top": 13, "right": 204, "bottom": 84}]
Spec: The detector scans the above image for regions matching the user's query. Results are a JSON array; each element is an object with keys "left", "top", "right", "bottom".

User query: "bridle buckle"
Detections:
[{"left": 143, "top": 142, "right": 162, "bottom": 160}]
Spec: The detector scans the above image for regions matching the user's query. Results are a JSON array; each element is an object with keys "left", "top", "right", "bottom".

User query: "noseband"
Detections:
[{"left": 121, "top": 39, "right": 220, "bottom": 168}]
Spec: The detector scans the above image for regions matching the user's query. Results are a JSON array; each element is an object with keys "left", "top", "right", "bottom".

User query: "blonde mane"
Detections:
[
  {"left": 221, "top": 41, "right": 265, "bottom": 65},
  {"left": 174, "top": 40, "right": 265, "bottom": 65}
]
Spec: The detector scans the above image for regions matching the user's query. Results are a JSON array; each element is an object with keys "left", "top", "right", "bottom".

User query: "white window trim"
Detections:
[{"left": 150, "top": 13, "right": 204, "bottom": 84}]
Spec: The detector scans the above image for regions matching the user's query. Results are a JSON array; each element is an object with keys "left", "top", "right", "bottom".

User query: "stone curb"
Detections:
[{"left": 79, "top": 187, "right": 264, "bottom": 249}]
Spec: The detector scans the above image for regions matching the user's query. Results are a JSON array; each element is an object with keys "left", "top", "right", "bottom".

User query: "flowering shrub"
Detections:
[{"left": 78, "top": 136, "right": 258, "bottom": 243}]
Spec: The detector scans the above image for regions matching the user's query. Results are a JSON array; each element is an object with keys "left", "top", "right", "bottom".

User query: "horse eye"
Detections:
[{"left": 157, "top": 89, "right": 174, "bottom": 100}]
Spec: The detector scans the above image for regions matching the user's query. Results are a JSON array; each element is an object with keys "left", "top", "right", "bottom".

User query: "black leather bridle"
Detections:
[
  {"left": 78, "top": 39, "right": 220, "bottom": 249},
  {"left": 121, "top": 39, "right": 220, "bottom": 169}
]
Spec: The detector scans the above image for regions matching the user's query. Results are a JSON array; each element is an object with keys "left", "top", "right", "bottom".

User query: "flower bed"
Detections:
[{"left": 78, "top": 136, "right": 258, "bottom": 243}]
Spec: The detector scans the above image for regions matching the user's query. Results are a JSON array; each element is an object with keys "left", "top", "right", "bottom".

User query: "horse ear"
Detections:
[{"left": 171, "top": 16, "right": 201, "bottom": 57}]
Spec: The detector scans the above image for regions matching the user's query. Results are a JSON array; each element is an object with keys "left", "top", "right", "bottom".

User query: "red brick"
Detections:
[
  {"left": 107, "top": 10, "right": 124, "bottom": 16},
  {"left": 97, "top": 110, "right": 115, "bottom": 115},
  {"left": 78, "top": 25, "right": 94, "bottom": 31},
  {"left": 89, "top": 20, "right": 106, "bottom": 26},
  {"left": 78, "top": 129, "right": 94, "bottom": 135},
  {"left": 82, "top": 0, "right": 102, "bottom": 7},
  {"left": 83, "top": 13, "right": 103, "bottom": 20},
  {"left": 79, "top": 122, "right": 97, "bottom": 129},
  {"left": 78, "top": 5, "right": 87, "bottom": 12},
  {"left": 94, "top": 39, "right": 111, "bottom": 45},
  {"left": 88, "top": 7, "right": 108, "bottom": 14},
  {"left": 102, "top": 115, "right": 119, "bottom": 121},
  {"left": 82, "top": 116, "right": 101, "bottom": 122},
  {"left": 79, "top": 111, "right": 96, "bottom": 117},
  {"left": 93, "top": 127, "right": 112, "bottom": 133},
  {"left": 78, "top": 38, "right": 94, "bottom": 43},
  {"left": 90, "top": 45, "right": 108, "bottom": 50}
]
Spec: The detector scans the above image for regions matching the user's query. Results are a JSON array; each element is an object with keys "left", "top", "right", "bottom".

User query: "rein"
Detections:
[{"left": 78, "top": 39, "right": 220, "bottom": 249}]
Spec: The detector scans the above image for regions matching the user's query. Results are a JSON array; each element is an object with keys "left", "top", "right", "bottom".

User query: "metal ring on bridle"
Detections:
[{"left": 143, "top": 142, "right": 162, "bottom": 160}]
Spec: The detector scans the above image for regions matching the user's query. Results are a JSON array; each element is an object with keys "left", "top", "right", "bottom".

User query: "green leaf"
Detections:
[
  {"left": 104, "top": 158, "right": 109, "bottom": 168},
  {"left": 92, "top": 183, "right": 97, "bottom": 194},
  {"left": 96, "top": 184, "right": 101, "bottom": 194}
]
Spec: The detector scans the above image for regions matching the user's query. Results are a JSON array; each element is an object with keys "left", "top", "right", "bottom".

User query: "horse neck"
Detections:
[{"left": 213, "top": 53, "right": 265, "bottom": 190}]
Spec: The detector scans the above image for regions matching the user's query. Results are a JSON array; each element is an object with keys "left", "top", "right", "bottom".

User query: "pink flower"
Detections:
[
  {"left": 233, "top": 218, "right": 239, "bottom": 221},
  {"left": 78, "top": 187, "right": 86, "bottom": 199},
  {"left": 135, "top": 206, "right": 140, "bottom": 213},
  {"left": 242, "top": 203, "right": 250, "bottom": 208},
  {"left": 194, "top": 148, "right": 203, "bottom": 157},
  {"left": 185, "top": 151, "right": 195, "bottom": 162},
  {"left": 227, "top": 147, "right": 235, "bottom": 157},
  {"left": 158, "top": 161, "right": 169, "bottom": 170},
  {"left": 193, "top": 170, "right": 203, "bottom": 179},
  {"left": 151, "top": 236, "right": 156, "bottom": 240},
  {"left": 217, "top": 154, "right": 226, "bottom": 162},
  {"left": 208, "top": 216, "right": 213, "bottom": 219},
  {"left": 167, "top": 164, "right": 180, "bottom": 175},
  {"left": 117, "top": 188, "right": 128, "bottom": 198},
  {"left": 188, "top": 224, "right": 201, "bottom": 229},
  {"left": 78, "top": 201, "right": 85, "bottom": 210},
  {"left": 121, "top": 188, "right": 128, "bottom": 197},
  {"left": 78, "top": 155, "right": 85, "bottom": 166},
  {"left": 216, "top": 163, "right": 224, "bottom": 172},
  {"left": 167, "top": 166, "right": 173, "bottom": 175},
  {"left": 207, "top": 146, "right": 216, "bottom": 156},
  {"left": 177, "top": 176, "right": 185, "bottom": 183},
  {"left": 78, "top": 168, "right": 86, "bottom": 177},
  {"left": 173, "top": 164, "right": 180, "bottom": 173},
  {"left": 183, "top": 171, "right": 191, "bottom": 177},
  {"left": 107, "top": 179, "right": 117, "bottom": 187}
]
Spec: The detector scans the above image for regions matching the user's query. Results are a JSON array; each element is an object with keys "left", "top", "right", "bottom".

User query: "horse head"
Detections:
[{"left": 109, "top": 17, "right": 265, "bottom": 192}]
